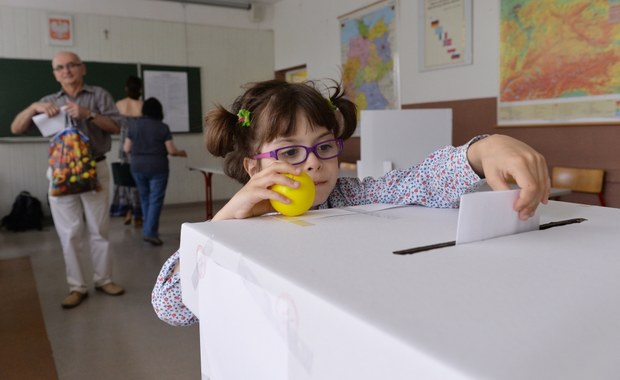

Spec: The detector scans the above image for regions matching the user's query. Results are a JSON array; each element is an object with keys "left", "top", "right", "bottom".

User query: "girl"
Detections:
[{"left": 152, "top": 79, "right": 549, "bottom": 326}]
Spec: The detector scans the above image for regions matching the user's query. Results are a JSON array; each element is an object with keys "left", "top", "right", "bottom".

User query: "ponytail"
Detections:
[
  {"left": 326, "top": 83, "right": 357, "bottom": 140},
  {"left": 204, "top": 105, "right": 238, "bottom": 158}
]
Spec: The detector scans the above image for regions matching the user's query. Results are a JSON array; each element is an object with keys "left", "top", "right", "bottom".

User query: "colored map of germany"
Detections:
[
  {"left": 341, "top": 3, "right": 396, "bottom": 111},
  {"left": 500, "top": 0, "right": 620, "bottom": 102}
]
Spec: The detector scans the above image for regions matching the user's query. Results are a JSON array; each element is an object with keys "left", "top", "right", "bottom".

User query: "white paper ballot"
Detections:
[
  {"left": 456, "top": 189, "right": 540, "bottom": 245},
  {"left": 33, "top": 106, "right": 68, "bottom": 137}
]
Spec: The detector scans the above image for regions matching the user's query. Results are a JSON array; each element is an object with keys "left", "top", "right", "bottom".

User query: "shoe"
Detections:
[
  {"left": 95, "top": 282, "right": 125, "bottom": 296},
  {"left": 61, "top": 291, "right": 88, "bottom": 309},
  {"left": 143, "top": 236, "right": 163, "bottom": 246},
  {"left": 134, "top": 218, "right": 143, "bottom": 228},
  {"left": 123, "top": 210, "right": 132, "bottom": 225}
]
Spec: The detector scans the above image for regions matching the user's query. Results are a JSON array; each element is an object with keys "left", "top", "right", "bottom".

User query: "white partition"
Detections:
[{"left": 357, "top": 109, "right": 452, "bottom": 179}]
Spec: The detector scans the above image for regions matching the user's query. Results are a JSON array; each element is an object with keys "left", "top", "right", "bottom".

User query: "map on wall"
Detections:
[
  {"left": 498, "top": 0, "right": 620, "bottom": 126},
  {"left": 339, "top": 0, "right": 399, "bottom": 112}
]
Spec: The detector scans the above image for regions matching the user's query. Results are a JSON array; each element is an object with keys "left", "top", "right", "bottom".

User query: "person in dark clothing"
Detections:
[{"left": 123, "top": 97, "right": 187, "bottom": 245}]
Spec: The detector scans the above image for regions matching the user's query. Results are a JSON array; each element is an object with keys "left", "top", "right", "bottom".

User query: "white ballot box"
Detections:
[{"left": 180, "top": 202, "right": 620, "bottom": 380}]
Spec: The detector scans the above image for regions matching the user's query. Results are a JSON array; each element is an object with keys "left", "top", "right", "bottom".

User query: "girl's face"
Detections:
[{"left": 254, "top": 117, "right": 340, "bottom": 207}]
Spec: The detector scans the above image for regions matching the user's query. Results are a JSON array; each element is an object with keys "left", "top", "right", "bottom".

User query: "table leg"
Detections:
[
  {"left": 202, "top": 172, "right": 213, "bottom": 220},
  {"left": 189, "top": 167, "right": 218, "bottom": 220}
]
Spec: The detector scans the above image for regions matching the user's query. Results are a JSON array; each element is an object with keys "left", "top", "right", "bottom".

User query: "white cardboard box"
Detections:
[
  {"left": 358, "top": 109, "right": 452, "bottom": 179},
  {"left": 181, "top": 202, "right": 620, "bottom": 379}
]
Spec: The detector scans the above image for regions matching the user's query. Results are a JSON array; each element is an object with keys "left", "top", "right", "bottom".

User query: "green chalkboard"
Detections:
[
  {"left": 0, "top": 59, "right": 202, "bottom": 137},
  {"left": 0, "top": 58, "right": 57, "bottom": 137},
  {"left": 85, "top": 61, "right": 139, "bottom": 101},
  {"left": 0, "top": 58, "right": 138, "bottom": 137},
  {"left": 141, "top": 64, "right": 202, "bottom": 133}
]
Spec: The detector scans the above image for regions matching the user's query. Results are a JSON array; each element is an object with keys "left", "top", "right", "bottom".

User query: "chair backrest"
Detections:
[
  {"left": 551, "top": 167, "right": 605, "bottom": 194},
  {"left": 551, "top": 166, "right": 606, "bottom": 206}
]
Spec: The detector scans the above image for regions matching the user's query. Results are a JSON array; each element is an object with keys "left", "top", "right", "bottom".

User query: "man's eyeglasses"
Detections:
[
  {"left": 52, "top": 62, "right": 82, "bottom": 72},
  {"left": 252, "top": 138, "right": 344, "bottom": 165}
]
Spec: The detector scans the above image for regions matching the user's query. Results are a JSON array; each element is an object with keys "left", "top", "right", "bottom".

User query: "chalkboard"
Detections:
[
  {"left": 86, "top": 61, "right": 139, "bottom": 101},
  {"left": 0, "top": 59, "right": 203, "bottom": 137},
  {"left": 0, "top": 58, "right": 57, "bottom": 137},
  {"left": 141, "top": 64, "right": 202, "bottom": 133}
]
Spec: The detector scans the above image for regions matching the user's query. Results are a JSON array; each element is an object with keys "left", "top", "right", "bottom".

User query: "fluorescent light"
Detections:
[{"left": 161, "top": 0, "right": 251, "bottom": 10}]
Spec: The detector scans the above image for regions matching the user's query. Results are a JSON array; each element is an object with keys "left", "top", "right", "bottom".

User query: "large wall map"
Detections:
[
  {"left": 340, "top": 0, "right": 399, "bottom": 112},
  {"left": 498, "top": 0, "right": 620, "bottom": 125}
]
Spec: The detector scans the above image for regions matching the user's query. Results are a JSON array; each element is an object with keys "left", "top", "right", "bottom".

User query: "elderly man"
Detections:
[{"left": 11, "top": 51, "right": 125, "bottom": 308}]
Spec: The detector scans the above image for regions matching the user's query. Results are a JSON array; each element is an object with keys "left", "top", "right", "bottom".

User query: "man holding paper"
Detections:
[{"left": 11, "top": 51, "right": 125, "bottom": 308}]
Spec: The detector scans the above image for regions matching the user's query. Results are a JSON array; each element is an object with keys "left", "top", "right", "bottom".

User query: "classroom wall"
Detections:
[
  {"left": 272, "top": 0, "right": 497, "bottom": 102},
  {"left": 2, "top": 0, "right": 619, "bottom": 216},
  {"left": 0, "top": 0, "right": 272, "bottom": 217},
  {"left": 272, "top": 0, "right": 620, "bottom": 208}
]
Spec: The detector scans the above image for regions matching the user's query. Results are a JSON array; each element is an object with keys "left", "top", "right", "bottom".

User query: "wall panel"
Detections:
[
  {"left": 407, "top": 98, "right": 620, "bottom": 208},
  {"left": 0, "top": 3, "right": 274, "bottom": 216}
]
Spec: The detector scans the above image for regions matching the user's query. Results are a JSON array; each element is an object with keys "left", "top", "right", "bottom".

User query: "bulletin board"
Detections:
[{"left": 141, "top": 64, "right": 202, "bottom": 133}]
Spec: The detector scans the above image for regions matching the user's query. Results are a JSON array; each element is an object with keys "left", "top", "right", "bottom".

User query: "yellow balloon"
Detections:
[{"left": 270, "top": 172, "right": 315, "bottom": 216}]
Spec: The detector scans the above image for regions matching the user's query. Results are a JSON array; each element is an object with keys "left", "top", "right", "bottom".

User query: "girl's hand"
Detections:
[
  {"left": 467, "top": 134, "right": 550, "bottom": 220},
  {"left": 211, "top": 161, "right": 303, "bottom": 220}
]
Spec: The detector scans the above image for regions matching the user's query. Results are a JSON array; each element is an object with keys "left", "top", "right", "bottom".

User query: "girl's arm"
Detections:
[
  {"left": 328, "top": 134, "right": 548, "bottom": 219},
  {"left": 330, "top": 136, "right": 483, "bottom": 209},
  {"left": 151, "top": 251, "right": 199, "bottom": 326}
]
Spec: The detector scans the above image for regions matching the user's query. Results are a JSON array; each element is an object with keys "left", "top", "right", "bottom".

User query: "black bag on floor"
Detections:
[{"left": 1, "top": 191, "right": 44, "bottom": 232}]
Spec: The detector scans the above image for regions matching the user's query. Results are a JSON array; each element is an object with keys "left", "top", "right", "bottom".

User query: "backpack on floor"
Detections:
[{"left": 1, "top": 191, "right": 44, "bottom": 232}]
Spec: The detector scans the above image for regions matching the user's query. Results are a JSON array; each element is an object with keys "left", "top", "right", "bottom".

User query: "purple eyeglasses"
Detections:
[{"left": 252, "top": 138, "right": 344, "bottom": 165}]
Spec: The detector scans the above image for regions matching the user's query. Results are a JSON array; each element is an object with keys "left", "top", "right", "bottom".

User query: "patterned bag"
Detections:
[{"left": 48, "top": 117, "right": 100, "bottom": 196}]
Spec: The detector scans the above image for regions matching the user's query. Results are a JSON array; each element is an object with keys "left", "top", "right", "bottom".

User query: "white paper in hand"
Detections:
[
  {"left": 456, "top": 189, "right": 539, "bottom": 245},
  {"left": 33, "top": 106, "right": 68, "bottom": 137}
]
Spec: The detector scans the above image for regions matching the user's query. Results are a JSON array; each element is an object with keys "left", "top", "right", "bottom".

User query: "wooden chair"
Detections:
[{"left": 551, "top": 166, "right": 605, "bottom": 206}]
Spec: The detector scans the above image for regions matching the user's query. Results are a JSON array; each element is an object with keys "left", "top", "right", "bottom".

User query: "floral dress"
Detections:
[{"left": 151, "top": 136, "right": 485, "bottom": 326}]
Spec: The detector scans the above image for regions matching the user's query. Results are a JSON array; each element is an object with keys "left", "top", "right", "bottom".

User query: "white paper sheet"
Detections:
[
  {"left": 143, "top": 70, "right": 189, "bottom": 132},
  {"left": 456, "top": 189, "right": 540, "bottom": 245},
  {"left": 33, "top": 106, "right": 67, "bottom": 137}
]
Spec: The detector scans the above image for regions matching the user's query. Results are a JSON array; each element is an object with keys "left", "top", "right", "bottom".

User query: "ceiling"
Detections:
[{"left": 159, "top": 0, "right": 280, "bottom": 10}]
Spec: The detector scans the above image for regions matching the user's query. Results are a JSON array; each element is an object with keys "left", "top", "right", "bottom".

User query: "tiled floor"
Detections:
[{"left": 1, "top": 201, "right": 222, "bottom": 380}]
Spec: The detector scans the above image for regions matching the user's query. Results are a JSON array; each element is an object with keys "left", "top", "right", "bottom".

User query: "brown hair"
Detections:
[
  {"left": 125, "top": 75, "right": 142, "bottom": 100},
  {"left": 205, "top": 79, "right": 357, "bottom": 184}
]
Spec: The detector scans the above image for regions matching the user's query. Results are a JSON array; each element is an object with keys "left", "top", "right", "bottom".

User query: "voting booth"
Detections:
[
  {"left": 180, "top": 201, "right": 620, "bottom": 379},
  {"left": 357, "top": 109, "right": 452, "bottom": 179}
]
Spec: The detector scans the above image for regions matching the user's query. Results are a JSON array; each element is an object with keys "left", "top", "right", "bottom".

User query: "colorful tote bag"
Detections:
[{"left": 48, "top": 116, "right": 100, "bottom": 196}]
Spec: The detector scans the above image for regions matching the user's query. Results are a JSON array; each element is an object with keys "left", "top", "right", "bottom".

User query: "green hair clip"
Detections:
[
  {"left": 327, "top": 98, "right": 338, "bottom": 111},
  {"left": 237, "top": 108, "right": 251, "bottom": 127}
]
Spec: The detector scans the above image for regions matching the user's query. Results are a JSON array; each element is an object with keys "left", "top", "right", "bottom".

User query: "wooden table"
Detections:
[{"left": 188, "top": 165, "right": 225, "bottom": 220}]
